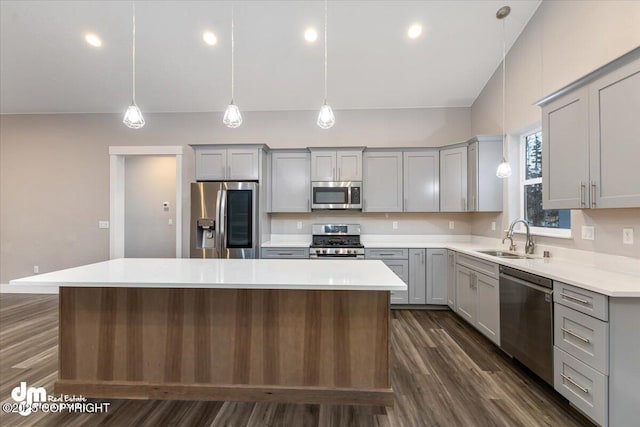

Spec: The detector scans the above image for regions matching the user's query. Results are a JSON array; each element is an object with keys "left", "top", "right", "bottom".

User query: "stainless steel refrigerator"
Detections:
[{"left": 190, "top": 182, "right": 259, "bottom": 259}]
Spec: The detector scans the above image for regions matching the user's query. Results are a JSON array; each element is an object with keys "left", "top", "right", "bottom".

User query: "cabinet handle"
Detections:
[
  {"left": 560, "top": 293, "right": 589, "bottom": 305},
  {"left": 379, "top": 253, "right": 397, "bottom": 257},
  {"left": 561, "top": 327, "right": 590, "bottom": 344},
  {"left": 462, "top": 197, "right": 467, "bottom": 211},
  {"left": 579, "top": 181, "right": 586, "bottom": 208},
  {"left": 333, "top": 167, "right": 336, "bottom": 180},
  {"left": 277, "top": 252, "right": 293, "bottom": 256},
  {"left": 404, "top": 198, "right": 408, "bottom": 210},
  {"left": 590, "top": 181, "right": 597, "bottom": 208},
  {"left": 421, "top": 251, "right": 425, "bottom": 264},
  {"left": 561, "top": 374, "right": 589, "bottom": 394},
  {"left": 228, "top": 165, "right": 231, "bottom": 177},
  {"left": 338, "top": 167, "right": 341, "bottom": 179},
  {"left": 363, "top": 199, "right": 366, "bottom": 211}
]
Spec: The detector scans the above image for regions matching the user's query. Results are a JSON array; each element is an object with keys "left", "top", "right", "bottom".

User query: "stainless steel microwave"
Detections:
[{"left": 311, "top": 181, "right": 362, "bottom": 210}]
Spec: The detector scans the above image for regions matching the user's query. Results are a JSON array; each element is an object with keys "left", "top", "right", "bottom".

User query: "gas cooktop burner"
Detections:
[{"left": 309, "top": 224, "right": 364, "bottom": 259}]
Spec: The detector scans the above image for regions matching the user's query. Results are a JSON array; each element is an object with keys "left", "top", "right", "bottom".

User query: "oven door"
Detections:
[{"left": 311, "top": 182, "right": 361, "bottom": 209}]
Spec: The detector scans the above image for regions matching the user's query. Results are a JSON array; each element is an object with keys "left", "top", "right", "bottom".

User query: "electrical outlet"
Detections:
[
  {"left": 392, "top": 221, "right": 398, "bottom": 230},
  {"left": 581, "top": 225, "right": 595, "bottom": 241},
  {"left": 297, "top": 221, "right": 303, "bottom": 230},
  {"left": 98, "top": 220, "right": 110, "bottom": 229},
  {"left": 449, "top": 221, "right": 455, "bottom": 230},
  {"left": 33, "top": 265, "right": 39, "bottom": 274},
  {"left": 491, "top": 222, "right": 496, "bottom": 231},
  {"left": 623, "top": 228, "right": 634, "bottom": 245}
]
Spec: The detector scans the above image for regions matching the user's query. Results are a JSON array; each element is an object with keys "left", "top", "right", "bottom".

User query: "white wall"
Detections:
[
  {"left": 0, "top": 107, "right": 469, "bottom": 283},
  {"left": 469, "top": 0, "right": 640, "bottom": 258},
  {"left": 124, "top": 156, "right": 176, "bottom": 258}
]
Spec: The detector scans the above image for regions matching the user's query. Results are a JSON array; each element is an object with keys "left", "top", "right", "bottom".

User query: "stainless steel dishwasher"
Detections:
[{"left": 499, "top": 265, "right": 554, "bottom": 385}]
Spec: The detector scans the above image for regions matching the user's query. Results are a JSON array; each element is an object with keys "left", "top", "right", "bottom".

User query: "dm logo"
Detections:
[{"left": 11, "top": 382, "right": 47, "bottom": 416}]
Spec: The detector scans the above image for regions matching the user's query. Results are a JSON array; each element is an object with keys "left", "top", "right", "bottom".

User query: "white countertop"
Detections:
[
  {"left": 262, "top": 235, "right": 640, "bottom": 297},
  {"left": 9, "top": 258, "right": 407, "bottom": 292}
]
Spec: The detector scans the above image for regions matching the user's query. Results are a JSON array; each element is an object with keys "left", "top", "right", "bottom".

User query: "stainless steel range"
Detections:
[{"left": 309, "top": 224, "right": 364, "bottom": 259}]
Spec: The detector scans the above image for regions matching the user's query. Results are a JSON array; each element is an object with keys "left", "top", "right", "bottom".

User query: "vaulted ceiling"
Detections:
[{"left": 0, "top": 0, "right": 540, "bottom": 114}]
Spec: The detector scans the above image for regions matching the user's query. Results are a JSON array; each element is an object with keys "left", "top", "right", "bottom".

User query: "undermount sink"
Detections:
[{"left": 476, "top": 250, "right": 532, "bottom": 259}]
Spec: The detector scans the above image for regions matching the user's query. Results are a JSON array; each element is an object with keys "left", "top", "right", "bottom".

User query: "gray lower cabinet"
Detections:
[
  {"left": 260, "top": 247, "right": 309, "bottom": 259},
  {"left": 270, "top": 151, "right": 310, "bottom": 212},
  {"left": 454, "top": 254, "right": 500, "bottom": 345},
  {"left": 403, "top": 151, "right": 439, "bottom": 212},
  {"left": 383, "top": 260, "right": 409, "bottom": 304},
  {"left": 363, "top": 151, "right": 403, "bottom": 212},
  {"left": 427, "top": 249, "right": 447, "bottom": 305},
  {"left": 409, "top": 249, "right": 426, "bottom": 304},
  {"left": 553, "top": 281, "right": 640, "bottom": 426},
  {"left": 439, "top": 146, "right": 468, "bottom": 212},
  {"left": 447, "top": 250, "right": 457, "bottom": 310}
]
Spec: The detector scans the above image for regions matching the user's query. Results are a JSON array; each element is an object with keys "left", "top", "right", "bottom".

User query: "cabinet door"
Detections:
[
  {"left": 409, "top": 249, "right": 426, "bottom": 304},
  {"left": 456, "top": 265, "right": 475, "bottom": 323},
  {"left": 542, "top": 87, "right": 590, "bottom": 209},
  {"left": 383, "top": 260, "right": 409, "bottom": 305},
  {"left": 427, "top": 249, "right": 447, "bottom": 305},
  {"left": 195, "top": 148, "right": 227, "bottom": 181},
  {"left": 363, "top": 151, "right": 403, "bottom": 212},
  {"left": 440, "top": 146, "right": 468, "bottom": 212},
  {"left": 403, "top": 151, "right": 439, "bottom": 212},
  {"left": 447, "top": 251, "right": 457, "bottom": 310},
  {"left": 271, "top": 152, "right": 310, "bottom": 212},
  {"left": 311, "top": 151, "right": 336, "bottom": 181},
  {"left": 337, "top": 150, "right": 362, "bottom": 181},
  {"left": 467, "top": 142, "right": 478, "bottom": 212},
  {"left": 476, "top": 272, "right": 500, "bottom": 346},
  {"left": 589, "top": 58, "right": 640, "bottom": 208},
  {"left": 227, "top": 148, "right": 260, "bottom": 180}
]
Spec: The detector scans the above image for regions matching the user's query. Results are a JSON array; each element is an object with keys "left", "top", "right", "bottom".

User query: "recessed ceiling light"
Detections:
[
  {"left": 85, "top": 33, "right": 102, "bottom": 47},
  {"left": 304, "top": 27, "right": 318, "bottom": 43},
  {"left": 407, "top": 24, "right": 422, "bottom": 39},
  {"left": 203, "top": 31, "right": 217, "bottom": 46}
]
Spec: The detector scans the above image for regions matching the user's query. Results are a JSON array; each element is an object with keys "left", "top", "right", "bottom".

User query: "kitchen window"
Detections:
[{"left": 519, "top": 130, "right": 571, "bottom": 238}]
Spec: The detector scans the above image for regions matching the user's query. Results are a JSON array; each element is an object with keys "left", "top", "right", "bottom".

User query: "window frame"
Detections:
[{"left": 516, "top": 129, "right": 572, "bottom": 239}]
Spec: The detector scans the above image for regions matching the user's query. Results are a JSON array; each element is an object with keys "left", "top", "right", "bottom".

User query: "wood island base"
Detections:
[{"left": 56, "top": 287, "right": 393, "bottom": 406}]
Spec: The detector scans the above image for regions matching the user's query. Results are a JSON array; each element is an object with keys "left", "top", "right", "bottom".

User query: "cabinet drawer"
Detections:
[
  {"left": 261, "top": 248, "right": 309, "bottom": 259},
  {"left": 555, "top": 303, "right": 609, "bottom": 374},
  {"left": 365, "top": 248, "right": 408, "bottom": 260},
  {"left": 554, "top": 281, "right": 608, "bottom": 321},
  {"left": 554, "top": 347, "right": 608, "bottom": 427},
  {"left": 456, "top": 254, "right": 499, "bottom": 279}
]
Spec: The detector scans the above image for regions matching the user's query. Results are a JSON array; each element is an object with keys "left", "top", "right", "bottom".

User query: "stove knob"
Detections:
[
  {"left": 347, "top": 249, "right": 352, "bottom": 254},
  {"left": 322, "top": 249, "right": 327, "bottom": 254},
  {"left": 316, "top": 249, "right": 321, "bottom": 254}
]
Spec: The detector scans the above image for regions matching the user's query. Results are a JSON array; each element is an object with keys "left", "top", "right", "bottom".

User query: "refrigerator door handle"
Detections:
[{"left": 218, "top": 189, "right": 227, "bottom": 258}]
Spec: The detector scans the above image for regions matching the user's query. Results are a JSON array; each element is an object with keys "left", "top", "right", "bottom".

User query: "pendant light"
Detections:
[
  {"left": 495, "top": 6, "right": 512, "bottom": 178},
  {"left": 317, "top": 0, "right": 335, "bottom": 129},
  {"left": 223, "top": 3, "right": 242, "bottom": 128},
  {"left": 123, "top": 3, "right": 145, "bottom": 129}
]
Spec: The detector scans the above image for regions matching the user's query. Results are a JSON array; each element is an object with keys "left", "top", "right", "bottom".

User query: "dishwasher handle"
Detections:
[{"left": 500, "top": 273, "right": 553, "bottom": 295}]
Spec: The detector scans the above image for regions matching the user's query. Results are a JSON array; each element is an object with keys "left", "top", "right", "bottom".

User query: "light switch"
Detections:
[
  {"left": 98, "top": 221, "right": 110, "bottom": 229},
  {"left": 623, "top": 228, "right": 634, "bottom": 245},
  {"left": 168, "top": 218, "right": 173, "bottom": 226},
  {"left": 581, "top": 225, "right": 595, "bottom": 241}
]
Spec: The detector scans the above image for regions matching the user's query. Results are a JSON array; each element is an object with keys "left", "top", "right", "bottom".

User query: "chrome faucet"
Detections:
[{"left": 503, "top": 219, "right": 536, "bottom": 254}]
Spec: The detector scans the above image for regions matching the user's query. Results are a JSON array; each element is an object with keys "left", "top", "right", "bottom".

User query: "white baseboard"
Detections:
[{"left": 0, "top": 283, "right": 59, "bottom": 294}]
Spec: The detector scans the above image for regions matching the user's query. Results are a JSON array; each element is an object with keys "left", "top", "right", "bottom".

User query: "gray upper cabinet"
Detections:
[
  {"left": 194, "top": 146, "right": 263, "bottom": 181},
  {"left": 589, "top": 58, "right": 640, "bottom": 208},
  {"left": 440, "top": 146, "right": 468, "bottom": 212},
  {"left": 540, "top": 48, "right": 640, "bottom": 209},
  {"left": 467, "top": 136, "right": 503, "bottom": 212},
  {"left": 310, "top": 149, "right": 363, "bottom": 181},
  {"left": 363, "top": 151, "right": 403, "bottom": 212},
  {"left": 542, "top": 87, "right": 590, "bottom": 209},
  {"left": 427, "top": 249, "right": 447, "bottom": 305},
  {"left": 403, "top": 150, "right": 439, "bottom": 212},
  {"left": 271, "top": 151, "right": 310, "bottom": 212}
]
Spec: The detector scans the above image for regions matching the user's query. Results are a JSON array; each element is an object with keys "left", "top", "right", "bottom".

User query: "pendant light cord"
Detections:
[
  {"left": 231, "top": 3, "right": 235, "bottom": 102},
  {"left": 132, "top": 2, "right": 136, "bottom": 103},
  {"left": 501, "top": 17, "right": 506, "bottom": 158},
  {"left": 323, "top": 0, "right": 328, "bottom": 103}
]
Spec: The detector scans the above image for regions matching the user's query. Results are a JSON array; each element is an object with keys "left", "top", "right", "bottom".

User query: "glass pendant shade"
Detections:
[
  {"left": 496, "top": 157, "right": 512, "bottom": 178},
  {"left": 223, "top": 101, "right": 243, "bottom": 128},
  {"left": 123, "top": 102, "right": 145, "bottom": 129},
  {"left": 317, "top": 102, "right": 335, "bottom": 129}
]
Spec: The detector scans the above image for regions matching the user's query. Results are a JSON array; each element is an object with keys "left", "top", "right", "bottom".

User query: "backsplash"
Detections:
[{"left": 270, "top": 212, "right": 472, "bottom": 235}]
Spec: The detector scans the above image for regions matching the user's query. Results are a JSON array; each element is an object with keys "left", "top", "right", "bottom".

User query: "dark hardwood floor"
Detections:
[{"left": 0, "top": 294, "right": 594, "bottom": 426}]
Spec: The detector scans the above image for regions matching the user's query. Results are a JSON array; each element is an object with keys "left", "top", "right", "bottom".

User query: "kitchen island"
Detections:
[{"left": 10, "top": 258, "right": 407, "bottom": 406}]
